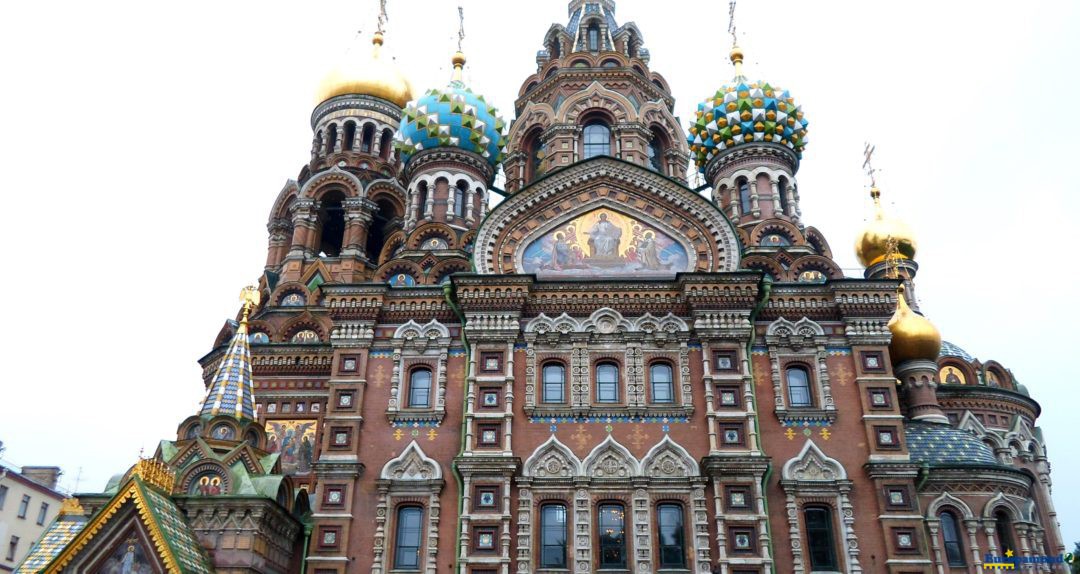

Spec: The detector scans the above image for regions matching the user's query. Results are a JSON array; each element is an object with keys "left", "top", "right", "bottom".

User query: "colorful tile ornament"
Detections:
[
  {"left": 200, "top": 322, "right": 255, "bottom": 421},
  {"left": 527, "top": 415, "right": 690, "bottom": 425},
  {"left": 687, "top": 78, "right": 809, "bottom": 172},
  {"left": 15, "top": 515, "right": 87, "bottom": 573},
  {"left": 396, "top": 80, "right": 507, "bottom": 169},
  {"left": 905, "top": 421, "right": 996, "bottom": 465}
]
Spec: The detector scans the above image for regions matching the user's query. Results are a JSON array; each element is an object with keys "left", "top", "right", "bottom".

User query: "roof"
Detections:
[
  {"left": 39, "top": 475, "right": 213, "bottom": 574},
  {"left": 904, "top": 421, "right": 997, "bottom": 465},
  {"left": 15, "top": 513, "right": 87, "bottom": 573},
  {"left": 199, "top": 315, "right": 255, "bottom": 422},
  {"left": 939, "top": 340, "right": 975, "bottom": 362},
  {"left": 0, "top": 463, "right": 67, "bottom": 500}
]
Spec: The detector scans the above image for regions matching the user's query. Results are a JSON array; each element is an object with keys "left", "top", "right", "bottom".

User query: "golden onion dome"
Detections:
[
  {"left": 888, "top": 287, "right": 941, "bottom": 364},
  {"left": 855, "top": 187, "right": 918, "bottom": 267},
  {"left": 315, "top": 32, "right": 413, "bottom": 108}
]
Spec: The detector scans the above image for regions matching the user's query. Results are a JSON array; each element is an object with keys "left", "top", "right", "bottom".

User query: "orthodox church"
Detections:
[{"left": 17, "top": 1, "right": 1063, "bottom": 573}]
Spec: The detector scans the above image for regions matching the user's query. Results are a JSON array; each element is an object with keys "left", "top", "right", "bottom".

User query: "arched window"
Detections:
[
  {"left": 647, "top": 135, "right": 664, "bottom": 172},
  {"left": 786, "top": 366, "right": 812, "bottom": 407},
  {"left": 778, "top": 176, "right": 790, "bottom": 214},
  {"left": 454, "top": 180, "right": 467, "bottom": 218},
  {"left": 583, "top": 122, "right": 611, "bottom": 159},
  {"left": 804, "top": 506, "right": 838, "bottom": 571},
  {"left": 317, "top": 191, "right": 346, "bottom": 257},
  {"left": 416, "top": 181, "right": 429, "bottom": 219},
  {"left": 326, "top": 124, "right": 338, "bottom": 154},
  {"left": 737, "top": 177, "right": 752, "bottom": 214},
  {"left": 649, "top": 363, "right": 674, "bottom": 403},
  {"left": 365, "top": 198, "right": 397, "bottom": 262},
  {"left": 596, "top": 362, "right": 619, "bottom": 403},
  {"left": 394, "top": 506, "right": 423, "bottom": 570},
  {"left": 587, "top": 23, "right": 600, "bottom": 51},
  {"left": 539, "top": 504, "right": 567, "bottom": 568},
  {"left": 542, "top": 363, "right": 565, "bottom": 403},
  {"left": 380, "top": 128, "right": 394, "bottom": 159},
  {"left": 656, "top": 504, "right": 685, "bottom": 568},
  {"left": 361, "top": 123, "right": 375, "bottom": 153},
  {"left": 343, "top": 121, "right": 357, "bottom": 150},
  {"left": 408, "top": 368, "right": 432, "bottom": 408},
  {"left": 940, "top": 510, "right": 965, "bottom": 566},
  {"left": 524, "top": 129, "right": 544, "bottom": 183},
  {"left": 994, "top": 510, "right": 1014, "bottom": 554},
  {"left": 597, "top": 503, "right": 626, "bottom": 569},
  {"left": 315, "top": 130, "right": 323, "bottom": 154}
]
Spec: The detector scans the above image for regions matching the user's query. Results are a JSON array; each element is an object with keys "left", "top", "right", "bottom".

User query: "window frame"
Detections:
[
  {"left": 36, "top": 502, "right": 49, "bottom": 526},
  {"left": 539, "top": 503, "right": 568, "bottom": 569},
  {"left": 803, "top": 505, "right": 839, "bottom": 571},
  {"left": 453, "top": 181, "right": 467, "bottom": 218},
  {"left": 407, "top": 367, "right": 434, "bottom": 409},
  {"left": 596, "top": 502, "right": 627, "bottom": 569},
  {"left": 784, "top": 364, "right": 813, "bottom": 408},
  {"left": 737, "top": 177, "right": 752, "bottom": 214},
  {"left": 649, "top": 362, "right": 675, "bottom": 404},
  {"left": 939, "top": 510, "right": 966, "bottom": 566},
  {"left": 655, "top": 503, "right": 686, "bottom": 568},
  {"left": 582, "top": 122, "right": 612, "bottom": 159},
  {"left": 477, "top": 423, "right": 501, "bottom": 447},
  {"left": 393, "top": 505, "right": 425, "bottom": 571},
  {"left": 473, "top": 486, "right": 499, "bottom": 511},
  {"left": 994, "top": 510, "right": 1015, "bottom": 554},
  {"left": 542, "top": 362, "right": 567, "bottom": 404},
  {"left": 595, "top": 361, "right": 620, "bottom": 404},
  {"left": 17, "top": 495, "right": 30, "bottom": 519}
]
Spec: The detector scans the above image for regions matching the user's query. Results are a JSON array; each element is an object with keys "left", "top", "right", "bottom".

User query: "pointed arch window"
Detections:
[
  {"left": 804, "top": 505, "right": 839, "bottom": 571},
  {"left": 940, "top": 510, "right": 966, "bottom": 566},
  {"left": 408, "top": 368, "right": 433, "bottom": 408},
  {"left": 656, "top": 504, "right": 686, "bottom": 568},
  {"left": 647, "top": 136, "right": 664, "bottom": 172},
  {"left": 539, "top": 504, "right": 567, "bottom": 568},
  {"left": 786, "top": 365, "right": 812, "bottom": 407},
  {"left": 596, "top": 362, "right": 619, "bottom": 403},
  {"left": 583, "top": 122, "right": 611, "bottom": 159},
  {"left": 326, "top": 124, "right": 338, "bottom": 154},
  {"left": 778, "top": 176, "right": 790, "bottom": 214},
  {"left": 416, "top": 181, "right": 429, "bottom": 219},
  {"left": 380, "top": 128, "right": 394, "bottom": 159},
  {"left": 994, "top": 510, "right": 1014, "bottom": 554},
  {"left": 361, "top": 123, "right": 375, "bottom": 153},
  {"left": 394, "top": 506, "right": 424, "bottom": 570},
  {"left": 597, "top": 503, "right": 626, "bottom": 569},
  {"left": 649, "top": 363, "right": 674, "bottom": 403}
]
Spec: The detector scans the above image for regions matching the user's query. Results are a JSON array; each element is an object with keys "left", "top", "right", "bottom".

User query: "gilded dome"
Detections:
[
  {"left": 888, "top": 288, "right": 941, "bottom": 364},
  {"left": 315, "top": 33, "right": 413, "bottom": 107},
  {"left": 687, "top": 47, "right": 809, "bottom": 172},
  {"left": 855, "top": 188, "right": 917, "bottom": 267},
  {"left": 395, "top": 54, "right": 507, "bottom": 169}
]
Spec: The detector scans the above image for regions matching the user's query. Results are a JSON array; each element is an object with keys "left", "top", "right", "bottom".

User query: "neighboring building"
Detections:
[
  {"left": 24, "top": 1, "right": 1064, "bottom": 573},
  {"left": 0, "top": 465, "right": 64, "bottom": 572}
]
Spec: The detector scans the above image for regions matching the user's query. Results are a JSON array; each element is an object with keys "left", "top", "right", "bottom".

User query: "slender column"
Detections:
[
  {"left": 465, "top": 188, "right": 476, "bottom": 223},
  {"left": 770, "top": 179, "right": 782, "bottom": 212}
]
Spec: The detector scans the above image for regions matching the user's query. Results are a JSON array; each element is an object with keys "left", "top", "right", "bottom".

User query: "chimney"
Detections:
[{"left": 21, "top": 466, "right": 62, "bottom": 490}]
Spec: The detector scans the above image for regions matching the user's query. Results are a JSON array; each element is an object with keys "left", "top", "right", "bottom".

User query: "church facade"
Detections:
[{"left": 19, "top": 1, "right": 1064, "bottom": 573}]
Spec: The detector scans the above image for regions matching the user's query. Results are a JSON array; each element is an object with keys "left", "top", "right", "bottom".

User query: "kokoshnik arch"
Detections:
[{"left": 16, "top": 1, "right": 1063, "bottom": 573}]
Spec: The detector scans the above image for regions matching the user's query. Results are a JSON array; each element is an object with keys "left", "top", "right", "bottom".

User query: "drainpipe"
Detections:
[
  {"left": 299, "top": 522, "right": 312, "bottom": 574},
  {"left": 746, "top": 276, "right": 774, "bottom": 563},
  {"left": 444, "top": 282, "right": 471, "bottom": 574},
  {"left": 915, "top": 462, "right": 930, "bottom": 491}
]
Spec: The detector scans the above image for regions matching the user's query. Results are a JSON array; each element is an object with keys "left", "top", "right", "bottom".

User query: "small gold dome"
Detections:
[
  {"left": 315, "top": 33, "right": 413, "bottom": 107},
  {"left": 888, "top": 288, "right": 941, "bottom": 364},
  {"left": 855, "top": 187, "right": 918, "bottom": 267}
]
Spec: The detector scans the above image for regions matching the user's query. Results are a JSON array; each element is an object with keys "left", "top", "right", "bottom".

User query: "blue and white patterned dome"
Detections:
[{"left": 396, "top": 55, "right": 507, "bottom": 169}]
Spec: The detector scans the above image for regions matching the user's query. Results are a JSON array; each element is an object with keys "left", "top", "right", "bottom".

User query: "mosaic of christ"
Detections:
[{"left": 522, "top": 209, "right": 690, "bottom": 278}]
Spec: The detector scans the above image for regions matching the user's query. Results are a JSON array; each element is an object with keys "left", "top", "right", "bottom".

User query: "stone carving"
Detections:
[
  {"left": 781, "top": 439, "right": 846, "bottom": 482},
  {"left": 522, "top": 435, "right": 582, "bottom": 478},
  {"left": 583, "top": 435, "right": 640, "bottom": 478},
  {"left": 640, "top": 435, "right": 699, "bottom": 478},
  {"left": 380, "top": 440, "right": 442, "bottom": 481}
]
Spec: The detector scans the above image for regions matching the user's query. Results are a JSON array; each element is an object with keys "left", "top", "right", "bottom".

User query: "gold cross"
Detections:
[{"left": 862, "top": 142, "right": 878, "bottom": 188}]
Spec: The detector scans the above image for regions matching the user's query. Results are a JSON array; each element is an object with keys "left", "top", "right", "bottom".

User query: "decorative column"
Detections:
[
  {"left": 749, "top": 179, "right": 760, "bottom": 216},
  {"left": 895, "top": 359, "right": 948, "bottom": 423},
  {"left": 288, "top": 199, "right": 317, "bottom": 258},
  {"left": 770, "top": 179, "right": 782, "bottom": 212}
]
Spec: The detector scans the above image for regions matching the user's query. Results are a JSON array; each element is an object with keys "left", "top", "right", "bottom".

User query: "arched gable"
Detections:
[
  {"left": 298, "top": 165, "right": 364, "bottom": 200},
  {"left": 583, "top": 435, "right": 639, "bottom": 478},
  {"left": 380, "top": 440, "right": 442, "bottom": 481},
  {"left": 523, "top": 435, "right": 582, "bottom": 478},
  {"left": 926, "top": 492, "right": 974, "bottom": 519},
  {"left": 781, "top": 439, "right": 845, "bottom": 481},
  {"left": 640, "top": 435, "right": 698, "bottom": 478},
  {"left": 556, "top": 81, "right": 637, "bottom": 124}
]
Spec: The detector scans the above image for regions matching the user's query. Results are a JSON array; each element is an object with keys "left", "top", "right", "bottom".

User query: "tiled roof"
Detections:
[
  {"left": 939, "top": 340, "right": 975, "bottom": 362},
  {"left": 15, "top": 515, "right": 87, "bottom": 573},
  {"left": 199, "top": 319, "right": 255, "bottom": 421},
  {"left": 904, "top": 421, "right": 997, "bottom": 465}
]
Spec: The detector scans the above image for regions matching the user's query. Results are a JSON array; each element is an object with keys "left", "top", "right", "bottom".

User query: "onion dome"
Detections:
[
  {"left": 396, "top": 52, "right": 508, "bottom": 169},
  {"left": 315, "top": 32, "right": 413, "bottom": 107},
  {"left": 687, "top": 47, "right": 809, "bottom": 172},
  {"left": 855, "top": 187, "right": 918, "bottom": 267},
  {"left": 888, "top": 287, "right": 941, "bottom": 364}
]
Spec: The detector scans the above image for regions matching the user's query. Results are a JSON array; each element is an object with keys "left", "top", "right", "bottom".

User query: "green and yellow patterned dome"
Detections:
[{"left": 687, "top": 47, "right": 809, "bottom": 172}]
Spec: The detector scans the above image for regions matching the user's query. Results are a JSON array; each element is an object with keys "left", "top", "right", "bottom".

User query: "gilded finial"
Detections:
[
  {"left": 131, "top": 457, "right": 176, "bottom": 492},
  {"left": 239, "top": 285, "right": 260, "bottom": 330},
  {"left": 59, "top": 497, "right": 85, "bottom": 516}
]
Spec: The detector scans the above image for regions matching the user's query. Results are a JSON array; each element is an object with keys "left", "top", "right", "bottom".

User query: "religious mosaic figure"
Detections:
[{"left": 586, "top": 213, "right": 622, "bottom": 258}]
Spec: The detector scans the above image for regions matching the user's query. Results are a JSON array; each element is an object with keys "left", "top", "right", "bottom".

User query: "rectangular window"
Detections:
[
  {"left": 893, "top": 528, "right": 918, "bottom": 553},
  {"left": 725, "top": 486, "right": 750, "bottom": 511},
  {"left": 730, "top": 527, "right": 755, "bottom": 553},
  {"left": 804, "top": 506, "right": 839, "bottom": 570},
  {"left": 542, "top": 363, "right": 566, "bottom": 404},
  {"left": 318, "top": 526, "right": 340, "bottom": 549},
  {"left": 649, "top": 363, "right": 675, "bottom": 403},
  {"left": 331, "top": 427, "right": 352, "bottom": 448},
  {"left": 885, "top": 486, "right": 910, "bottom": 510},
  {"left": 875, "top": 426, "right": 900, "bottom": 450},
  {"left": 868, "top": 388, "right": 892, "bottom": 409},
  {"left": 481, "top": 352, "right": 503, "bottom": 372},
  {"left": 340, "top": 355, "right": 358, "bottom": 372},
  {"left": 6, "top": 536, "right": 18, "bottom": 561},
  {"left": 408, "top": 368, "right": 433, "bottom": 408},
  {"left": 323, "top": 486, "right": 345, "bottom": 507},
  {"left": 722, "top": 425, "right": 744, "bottom": 446},
  {"left": 656, "top": 504, "right": 686, "bottom": 568},
  {"left": 597, "top": 504, "right": 626, "bottom": 568},
  {"left": 595, "top": 363, "right": 620, "bottom": 404},
  {"left": 394, "top": 507, "right": 424, "bottom": 570},
  {"left": 479, "top": 388, "right": 500, "bottom": 409},
  {"left": 337, "top": 391, "right": 354, "bottom": 409},
  {"left": 473, "top": 526, "right": 497, "bottom": 552},
  {"left": 0, "top": 485, "right": 7, "bottom": 510},
  {"left": 18, "top": 495, "right": 30, "bottom": 519},
  {"left": 36, "top": 502, "right": 49, "bottom": 526},
  {"left": 540, "top": 504, "right": 567, "bottom": 568},
  {"left": 785, "top": 365, "right": 813, "bottom": 407},
  {"left": 860, "top": 351, "right": 886, "bottom": 372}
]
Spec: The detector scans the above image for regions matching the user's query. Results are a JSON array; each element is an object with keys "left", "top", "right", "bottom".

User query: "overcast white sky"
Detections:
[{"left": 1, "top": 0, "right": 1076, "bottom": 547}]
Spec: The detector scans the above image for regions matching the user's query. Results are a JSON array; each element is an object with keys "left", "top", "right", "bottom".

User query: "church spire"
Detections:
[{"left": 199, "top": 286, "right": 260, "bottom": 422}]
